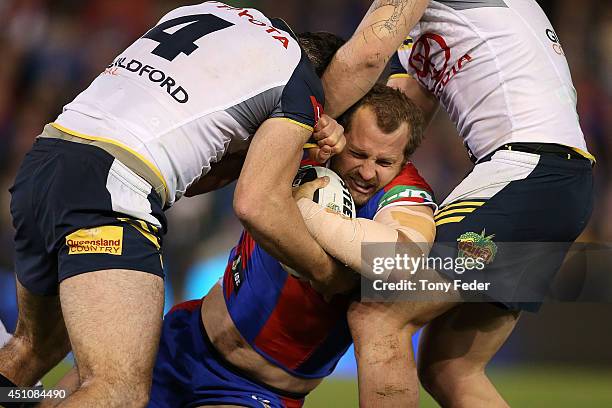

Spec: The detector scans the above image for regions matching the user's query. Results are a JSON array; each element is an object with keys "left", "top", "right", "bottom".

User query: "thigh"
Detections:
[
  {"left": 418, "top": 303, "right": 519, "bottom": 371},
  {"left": 59, "top": 269, "right": 164, "bottom": 383}
]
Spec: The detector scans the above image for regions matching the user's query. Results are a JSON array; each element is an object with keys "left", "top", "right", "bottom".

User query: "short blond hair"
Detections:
[{"left": 339, "top": 84, "right": 425, "bottom": 162}]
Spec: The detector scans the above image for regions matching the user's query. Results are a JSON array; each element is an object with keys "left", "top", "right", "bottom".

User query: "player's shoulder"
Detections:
[
  {"left": 386, "top": 162, "right": 433, "bottom": 193},
  {"left": 157, "top": 3, "right": 324, "bottom": 129},
  {"left": 377, "top": 162, "right": 436, "bottom": 212},
  {"left": 205, "top": 9, "right": 323, "bottom": 131},
  {"left": 357, "top": 162, "right": 436, "bottom": 219},
  {"left": 270, "top": 20, "right": 324, "bottom": 131},
  {"left": 166, "top": 3, "right": 303, "bottom": 61},
  {"left": 271, "top": 18, "right": 322, "bottom": 94}
]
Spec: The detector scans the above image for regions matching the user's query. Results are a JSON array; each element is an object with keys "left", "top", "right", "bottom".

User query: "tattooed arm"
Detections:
[{"left": 322, "top": 0, "right": 429, "bottom": 118}]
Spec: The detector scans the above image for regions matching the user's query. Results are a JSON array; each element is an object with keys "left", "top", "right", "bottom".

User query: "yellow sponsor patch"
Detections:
[
  {"left": 66, "top": 226, "right": 123, "bottom": 255},
  {"left": 399, "top": 36, "right": 414, "bottom": 50}
]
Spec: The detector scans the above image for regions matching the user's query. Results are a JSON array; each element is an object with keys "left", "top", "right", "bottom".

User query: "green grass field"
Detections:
[
  {"left": 43, "top": 361, "right": 612, "bottom": 407},
  {"left": 307, "top": 367, "right": 612, "bottom": 407}
]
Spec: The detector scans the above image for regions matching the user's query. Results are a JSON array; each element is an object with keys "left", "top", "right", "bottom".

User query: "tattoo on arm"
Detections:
[
  {"left": 370, "top": 0, "right": 408, "bottom": 10},
  {"left": 365, "top": 0, "right": 413, "bottom": 37}
]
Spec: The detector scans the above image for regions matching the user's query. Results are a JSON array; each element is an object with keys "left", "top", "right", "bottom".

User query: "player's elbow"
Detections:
[
  {"left": 233, "top": 185, "right": 281, "bottom": 227},
  {"left": 233, "top": 188, "right": 257, "bottom": 225}
]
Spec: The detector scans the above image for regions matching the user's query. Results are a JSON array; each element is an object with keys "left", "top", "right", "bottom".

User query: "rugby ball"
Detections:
[
  {"left": 293, "top": 166, "right": 356, "bottom": 218},
  {"left": 282, "top": 166, "right": 356, "bottom": 279}
]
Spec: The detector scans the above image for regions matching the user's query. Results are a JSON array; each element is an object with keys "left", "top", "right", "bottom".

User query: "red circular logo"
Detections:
[{"left": 409, "top": 33, "right": 451, "bottom": 83}]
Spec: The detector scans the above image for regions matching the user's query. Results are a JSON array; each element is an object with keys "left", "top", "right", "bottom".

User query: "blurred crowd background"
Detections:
[{"left": 0, "top": 0, "right": 611, "bottom": 384}]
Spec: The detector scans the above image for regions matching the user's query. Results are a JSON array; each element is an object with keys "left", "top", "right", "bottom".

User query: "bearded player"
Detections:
[
  {"left": 148, "top": 85, "right": 436, "bottom": 408},
  {"left": 310, "top": 0, "right": 594, "bottom": 406}
]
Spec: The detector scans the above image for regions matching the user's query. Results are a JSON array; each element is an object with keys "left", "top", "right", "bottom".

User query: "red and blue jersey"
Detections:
[
  {"left": 358, "top": 162, "right": 436, "bottom": 217},
  {"left": 222, "top": 162, "right": 435, "bottom": 379}
]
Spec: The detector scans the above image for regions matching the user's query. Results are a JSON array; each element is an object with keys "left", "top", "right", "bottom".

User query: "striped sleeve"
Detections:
[{"left": 376, "top": 163, "right": 437, "bottom": 214}]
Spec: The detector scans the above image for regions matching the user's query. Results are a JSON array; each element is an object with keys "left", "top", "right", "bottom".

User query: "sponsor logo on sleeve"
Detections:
[
  {"left": 66, "top": 226, "right": 123, "bottom": 255},
  {"left": 231, "top": 253, "right": 244, "bottom": 294},
  {"left": 546, "top": 28, "right": 564, "bottom": 56},
  {"left": 399, "top": 36, "right": 414, "bottom": 51},
  {"left": 379, "top": 185, "right": 434, "bottom": 210}
]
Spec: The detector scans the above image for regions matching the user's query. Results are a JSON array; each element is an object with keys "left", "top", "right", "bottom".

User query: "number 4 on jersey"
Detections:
[{"left": 143, "top": 14, "right": 234, "bottom": 61}]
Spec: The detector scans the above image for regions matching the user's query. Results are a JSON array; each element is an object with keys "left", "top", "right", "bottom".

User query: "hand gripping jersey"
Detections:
[
  {"left": 54, "top": 1, "right": 323, "bottom": 205},
  {"left": 222, "top": 163, "right": 435, "bottom": 379},
  {"left": 389, "top": 0, "right": 591, "bottom": 161}
]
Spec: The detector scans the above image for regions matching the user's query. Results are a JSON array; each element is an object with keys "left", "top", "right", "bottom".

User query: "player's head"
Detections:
[
  {"left": 331, "top": 84, "right": 425, "bottom": 206},
  {"left": 297, "top": 32, "right": 346, "bottom": 77}
]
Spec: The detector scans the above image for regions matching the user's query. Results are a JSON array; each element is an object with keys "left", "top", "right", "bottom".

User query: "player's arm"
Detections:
[
  {"left": 234, "top": 118, "right": 353, "bottom": 292},
  {"left": 295, "top": 184, "right": 436, "bottom": 406},
  {"left": 322, "top": 0, "right": 429, "bottom": 118},
  {"left": 388, "top": 75, "right": 439, "bottom": 125},
  {"left": 185, "top": 116, "right": 346, "bottom": 198},
  {"left": 295, "top": 182, "right": 435, "bottom": 280},
  {"left": 184, "top": 151, "right": 246, "bottom": 197}
]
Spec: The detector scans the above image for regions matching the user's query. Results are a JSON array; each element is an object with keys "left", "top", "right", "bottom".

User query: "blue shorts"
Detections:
[
  {"left": 431, "top": 147, "right": 593, "bottom": 312},
  {"left": 149, "top": 299, "right": 306, "bottom": 408},
  {"left": 10, "top": 136, "right": 166, "bottom": 295}
]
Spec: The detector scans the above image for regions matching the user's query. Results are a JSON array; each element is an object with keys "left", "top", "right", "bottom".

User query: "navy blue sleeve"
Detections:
[{"left": 271, "top": 50, "right": 324, "bottom": 132}]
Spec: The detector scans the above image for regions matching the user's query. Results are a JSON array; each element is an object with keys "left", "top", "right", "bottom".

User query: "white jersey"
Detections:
[
  {"left": 55, "top": 1, "right": 323, "bottom": 206},
  {"left": 389, "top": 0, "right": 590, "bottom": 160}
]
